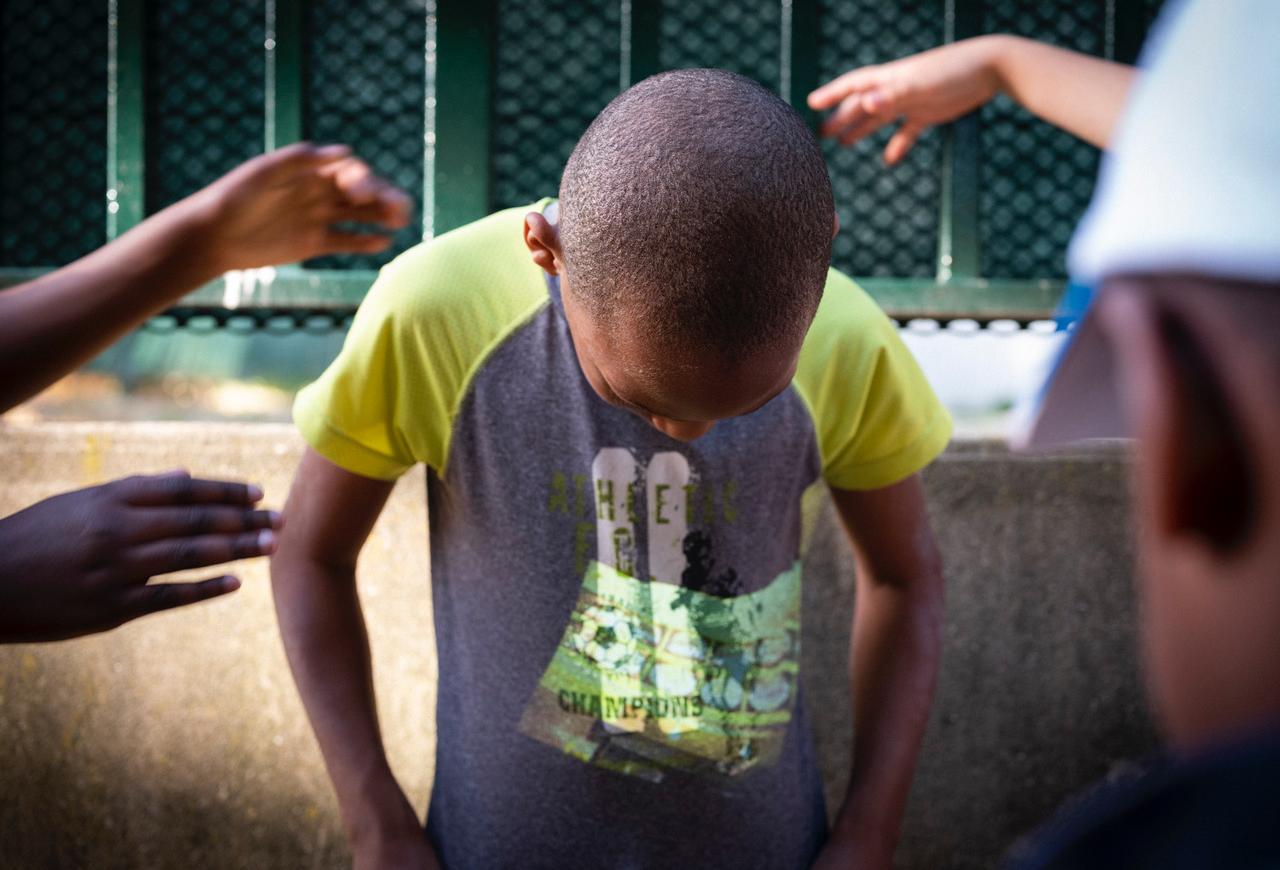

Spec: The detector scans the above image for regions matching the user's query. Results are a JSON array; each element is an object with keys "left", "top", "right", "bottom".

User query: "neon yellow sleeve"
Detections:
[
  {"left": 792, "top": 270, "right": 953, "bottom": 491},
  {"left": 292, "top": 203, "right": 551, "bottom": 480}
]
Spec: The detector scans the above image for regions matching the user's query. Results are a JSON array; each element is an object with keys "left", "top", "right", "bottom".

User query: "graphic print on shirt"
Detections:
[{"left": 519, "top": 448, "right": 801, "bottom": 783}]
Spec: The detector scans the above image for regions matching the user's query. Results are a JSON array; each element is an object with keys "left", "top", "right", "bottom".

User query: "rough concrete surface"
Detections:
[
  {"left": 802, "top": 439, "right": 1159, "bottom": 868},
  {"left": 0, "top": 423, "right": 1158, "bottom": 869},
  {"left": 0, "top": 423, "right": 434, "bottom": 870}
]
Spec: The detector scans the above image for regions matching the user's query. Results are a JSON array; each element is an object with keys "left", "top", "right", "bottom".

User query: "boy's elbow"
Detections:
[
  {"left": 269, "top": 531, "right": 359, "bottom": 590},
  {"left": 266, "top": 539, "right": 355, "bottom": 588}
]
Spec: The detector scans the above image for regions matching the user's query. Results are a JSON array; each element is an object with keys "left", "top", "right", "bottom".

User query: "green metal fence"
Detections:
[{"left": 0, "top": 0, "right": 1164, "bottom": 324}]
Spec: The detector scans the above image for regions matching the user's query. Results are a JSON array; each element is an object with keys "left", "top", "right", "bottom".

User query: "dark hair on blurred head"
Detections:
[{"left": 559, "top": 68, "right": 834, "bottom": 359}]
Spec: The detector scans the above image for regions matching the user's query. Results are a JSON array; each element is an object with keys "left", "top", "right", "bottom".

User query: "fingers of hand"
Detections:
[
  {"left": 123, "top": 506, "right": 283, "bottom": 546},
  {"left": 884, "top": 122, "right": 925, "bottom": 165},
  {"left": 861, "top": 88, "right": 891, "bottom": 116},
  {"left": 820, "top": 93, "right": 869, "bottom": 138},
  {"left": 118, "top": 473, "right": 264, "bottom": 508},
  {"left": 807, "top": 67, "right": 876, "bottom": 110},
  {"left": 125, "top": 575, "right": 241, "bottom": 619},
  {"left": 330, "top": 200, "right": 410, "bottom": 230},
  {"left": 120, "top": 529, "right": 278, "bottom": 578},
  {"left": 318, "top": 229, "right": 396, "bottom": 256},
  {"left": 325, "top": 159, "right": 412, "bottom": 228},
  {"left": 821, "top": 89, "right": 897, "bottom": 145},
  {"left": 328, "top": 158, "right": 378, "bottom": 203},
  {"left": 836, "top": 112, "right": 893, "bottom": 147},
  {"left": 266, "top": 141, "right": 352, "bottom": 178},
  {"left": 374, "top": 186, "right": 413, "bottom": 229}
]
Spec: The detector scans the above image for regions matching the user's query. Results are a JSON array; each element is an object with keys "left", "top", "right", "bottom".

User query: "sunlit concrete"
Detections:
[{"left": 0, "top": 423, "right": 1154, "bottom": 869}]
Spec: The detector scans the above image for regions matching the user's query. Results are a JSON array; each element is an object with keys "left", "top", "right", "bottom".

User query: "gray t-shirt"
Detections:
[{"left": 294, "top": 202, "right": 951, "bottom": 868}]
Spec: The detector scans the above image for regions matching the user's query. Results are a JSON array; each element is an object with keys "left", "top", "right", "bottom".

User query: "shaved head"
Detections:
[{"left": 558, "top": 68, "right": 834, "bottom": 360}]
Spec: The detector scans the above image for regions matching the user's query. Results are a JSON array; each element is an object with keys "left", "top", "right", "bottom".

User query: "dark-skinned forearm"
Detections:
[
  {"left": 831, "top": 568, "right": 944, "bottom": 857},
  {"left": 270, "top": 553, "right": 417, "bottom": 843},
  {"left": 0, "top": 197, "right": 219, "bottom": 412}
]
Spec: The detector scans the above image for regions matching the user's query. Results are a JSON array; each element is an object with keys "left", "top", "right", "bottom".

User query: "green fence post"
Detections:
[
  {"left": 423, "top": 2, "right": 437, "bottom": 241},
  {"left": 936, "top": 0, "right": 981, "bottom": 285},
  {"left": 1110, "top": 0, "right": 1151, "bottom": 64},
  {"left": 432, "top": 0, "right": 496, "bottom": 235},
  {"left": 107, "top": 0, "right": 145, "bottom": 239},
  {"left": 623, "top": 0, "right": 662, "bottom": 89},
  {"left": 265, "top": 0, "right": 304, "bottom": 151},
  {"left": 781, "top": 0, "right": 819, "bottom": 126}
]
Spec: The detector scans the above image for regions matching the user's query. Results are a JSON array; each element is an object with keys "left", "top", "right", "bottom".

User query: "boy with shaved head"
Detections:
[{"left": 273, "top": 70, "right": 949, "bottom": 869}]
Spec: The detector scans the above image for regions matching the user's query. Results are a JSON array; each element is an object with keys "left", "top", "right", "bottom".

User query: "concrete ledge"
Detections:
[
  {"left": 805, "top": 437, "right": 1157, "bottom": 867},
  {"left": 0, "top": 423, "right": 1157, "bottom": 869}
]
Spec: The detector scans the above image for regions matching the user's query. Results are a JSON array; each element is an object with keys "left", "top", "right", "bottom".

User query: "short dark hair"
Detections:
[{"left": 559, "top": 68, "right": 834, "bottom": 359}]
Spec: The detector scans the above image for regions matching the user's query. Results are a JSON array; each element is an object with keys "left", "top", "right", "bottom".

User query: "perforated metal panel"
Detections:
[
  {"left": 145, "top": 1, "right": 264, "bottom": 214},
  {"left": 659, "top": 0, "right": 780, "bottom": 90},
  {"left": 491, "top": 0, "right": 621, "bottom": 209},
  {"left": 0, "top": 0, "right": 1181, "bottom": 324},
  {"left": 0, "top": 0, "right": 107, "bottom": 267},
  {"left": 818, "top": 0, "right": 943, "bottom": 278},
  {"left": 305, "top": 0, "right": 426, "bottom": 269},
  {"left": 978, "top": 0, "right": 1107, "bottom": 279}
]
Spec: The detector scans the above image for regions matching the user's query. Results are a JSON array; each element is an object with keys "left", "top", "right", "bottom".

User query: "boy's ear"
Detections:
[
  {"left": 524, "top": 212, "right": 564, "bottom": 277},
  {"left": 1101, "top": 285, "right": 1255, "bottom": 555}
]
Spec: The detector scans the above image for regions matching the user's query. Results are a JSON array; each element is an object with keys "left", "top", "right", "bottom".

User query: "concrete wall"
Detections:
[
  {"left": 803, "top": 439, "right": 1158, "bottom": 868},
  {"left": 0, "top": 423, "right": 1158, "bottom": 869}
]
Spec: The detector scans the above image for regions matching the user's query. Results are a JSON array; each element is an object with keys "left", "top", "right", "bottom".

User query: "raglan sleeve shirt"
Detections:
[
  {"left": 294, "top": 206, "right": 950, "bottom": 491},
  {"left": 793, "top": 268, "right": 953, "bottom": 490},
  {"left": 291, "top": 203, "right": 551, "bottom": 482}
]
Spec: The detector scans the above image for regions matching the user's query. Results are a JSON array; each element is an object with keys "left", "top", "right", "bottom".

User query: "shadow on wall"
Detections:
[
  {"left": 0, "top": 609, "right": 356, "bottom": 870},
  {"left": 0, "top": 425, "right": 1157, "bottom": 870},
  {"left": 0, "top": 424, "right": 434, "bottom": 870}
]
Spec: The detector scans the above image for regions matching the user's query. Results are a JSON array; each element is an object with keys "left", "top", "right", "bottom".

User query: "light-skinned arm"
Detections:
[
  {"left": 812, "top": 473, "right": 945, "bottom": 870},
  {"left": 809, "top": 35, "right": 1136, "bottom": 164},
  {"left": 0, "top": 142, "right": 411, "bottom": 413},
  {"left": 270, "top": 449, "right": 439, "bottom": 870}
]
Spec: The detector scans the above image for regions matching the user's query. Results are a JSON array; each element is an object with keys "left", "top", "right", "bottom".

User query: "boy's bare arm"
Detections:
[
  {"left": 809, "top": 35, "right": 1135, "bottom": 164},
  {"left": 0, "top": 143, "right": 410, "bottom": 413},
  {"left": 813, "top": 474, "right": 945, "bottom": 870},
  {"left": 270, "top": 449, "right": 439, "bottom": 870}
]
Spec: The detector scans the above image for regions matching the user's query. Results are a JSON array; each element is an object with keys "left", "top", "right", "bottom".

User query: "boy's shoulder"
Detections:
[
  {"left": 794, "top": 268, "right": 952, "bottom": 491},
  {"left": 800, "top": 267, "right": 900, "bottom": 370},
  {"left": 369, "top": 200, "right": 551, "bottom": 329},
  {"left": 291, "top": 202, "right": 553, "bottom": 480}
]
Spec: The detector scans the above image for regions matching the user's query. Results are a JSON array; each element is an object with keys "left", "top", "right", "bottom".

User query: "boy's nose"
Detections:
[{"left": 650, "top": 416, "right": 715, "bottom": 441}]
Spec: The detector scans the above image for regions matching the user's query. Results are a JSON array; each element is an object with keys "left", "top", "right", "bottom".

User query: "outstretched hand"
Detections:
[
  {"left": 808, "top": 38, "right": 1001, "bottom": 165},
  {"left": 0, "top": 470, "right": 282, "bottom": 643},
  {"left": 182, "top": 142, "right": 414, "bottom": 272},
  {"left": 811, "top": 35, "right": 1133, "bottom": 163}
]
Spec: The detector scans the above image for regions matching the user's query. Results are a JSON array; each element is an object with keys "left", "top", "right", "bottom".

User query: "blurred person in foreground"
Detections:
[
  {"left": 0, "top": 144, "right": 410, "bottom": 642},
  {"left": 815, "top": 1, "right": 1280, "bottom": 865}
]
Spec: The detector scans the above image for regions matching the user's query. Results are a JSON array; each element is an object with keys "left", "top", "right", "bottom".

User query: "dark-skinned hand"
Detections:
[{"left": 0, "top": 470, "right": 282, "bottom": 643}]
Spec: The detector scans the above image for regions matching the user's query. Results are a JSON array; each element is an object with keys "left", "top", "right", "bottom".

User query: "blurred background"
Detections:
[{"left": 1, "top": 0, "right": 1165, "bottom": 433}]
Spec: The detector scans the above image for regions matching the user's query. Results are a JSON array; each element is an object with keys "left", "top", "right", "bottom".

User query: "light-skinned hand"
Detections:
[
  {"left": 811, "top": 35, "right": 1132, "bottom": 163},
  {"left": 808, "top": 37, "right": 1002, "bottom": 165}
]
